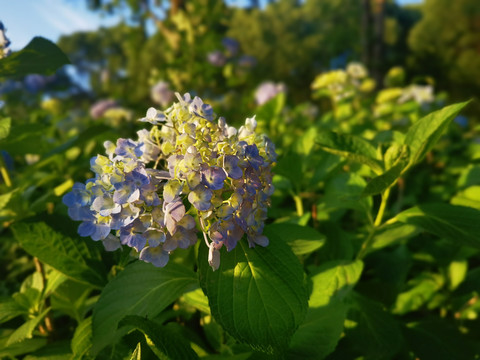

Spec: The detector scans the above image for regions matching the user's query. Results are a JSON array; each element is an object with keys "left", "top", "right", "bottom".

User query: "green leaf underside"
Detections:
[
  {"left": 316, "top": 131, "right": 383, "bottom": 174},
  {"left": 91, "top": 261, "right": 198, "bottom": 355},
  {"left": 404, "top": 101, "right": 469, "bottom": 166},
  {"left": 265, "top": 223, "right": 325, "bottom": 255},
  {"left": 394, "top": 203, "right": 480, "bottom": 249},
  {"left": 120, "top": 315, "right": 199, "bottom": 360},
  {"left": 0, "top": 37, "right": 70, "bottom": 77},
  {"left": 11, "top": 221, "right": 107, "bottom": 288},
  {"left": 198, "top": 236, "right": 308, "bottom": 354},
  {"left": 289, "top": 260, "right": 363, "bottom": 359}
]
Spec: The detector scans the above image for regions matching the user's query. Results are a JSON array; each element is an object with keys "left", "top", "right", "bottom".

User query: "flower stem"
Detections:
[
  {"left": 357, "top": 187, "right": 391, "bottom": 259},
  {"left": 293, "top": 194, "right": 304, "bottom": 217},
  {"left": 33, "top": 257, "right": 54, "bottom": 333},
  {"left": 374, "top": 187, "right": 390, "bottom": 227}
]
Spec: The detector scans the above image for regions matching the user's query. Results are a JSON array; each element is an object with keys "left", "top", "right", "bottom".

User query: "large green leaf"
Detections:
[
  {"left": 0, "top": 37, "right": 70, "bottom": 77},
  {"left": 288, "top": 260, "right": 363, "bottom": 359},
  {"left": 0, "top": 118, "right": 11, "bottom": 140},
  {"left": 347, "top": 293, "right": 403, "bottom": 359},
  {"left": 198, "top": 236, "right": 308, "bottom": 354},
  {"left": 71, "top": 317, "right": 93, "bottom": 360},
  {"left": 91, "top": 261, "right": 198, "bottom": 355},
  {"left": 11, "top": 220, "right": 107, "bottom": 288},
  {"left": 119, "top": 315, "right": 199, "bottom": 360},
  {"left": 394, "top": 203, "right": 480, "bottom": 249},
  {"left": 404, "top": 101, "right": 469, "bottom": 166},
  {"left": 265, "top": 223, "right": 325, "bottom": 256},
  {"left": 316, "top": 131, "right": 383, "bottom": 174}
]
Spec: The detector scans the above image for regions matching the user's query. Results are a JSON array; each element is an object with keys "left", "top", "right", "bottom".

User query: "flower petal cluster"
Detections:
[
  {"left": 0, "top": 22, "right": 11, "bottom": 59},
  {"left": 254, "top": 81, "right": 287, "bottom": 105},
  {"left": 63, "top": 93, "right": 276, "bottom": 270}
]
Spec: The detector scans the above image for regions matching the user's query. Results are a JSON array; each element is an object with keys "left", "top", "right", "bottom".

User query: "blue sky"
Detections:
[{"left": 2, "top": 0, "right": 422, "bottom": 51}]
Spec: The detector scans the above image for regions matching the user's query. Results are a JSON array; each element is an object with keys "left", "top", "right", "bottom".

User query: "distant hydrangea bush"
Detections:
[{"left": 63, "top": 93, "right": 276, "bottom": 270}]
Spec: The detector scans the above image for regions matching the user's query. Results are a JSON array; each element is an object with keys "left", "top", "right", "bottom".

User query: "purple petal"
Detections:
[{"left": 139, "top": 246, "right": 170, "bottom": 267}]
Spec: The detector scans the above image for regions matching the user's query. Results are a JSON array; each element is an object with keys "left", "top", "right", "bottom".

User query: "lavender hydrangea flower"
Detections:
[
  {"left": 254, "top": 81, "right": 287, "bottom": 105},
  {"left": 150, "top": 81, "right": 174, "bottom": 108},
  {"left": 207, "top": 50, "right": 226, "bottom": 67},
  {"left": 0, "top": 22, "right": 11, "bottom": 58},
  {"left": 202, "top": 166, "right": 227, "bottom": 190},
  {"left": 238, "top": 55, "right": 257, "bottom": 68},
  {"left": 90, "top": 99, "right": 118, "bottom": 119},
  {"left": 222, "top": 37, "right": 240, "bottom": 56},
  {"left": 63, "top": 91, "right": 276, "bottom": 270}
]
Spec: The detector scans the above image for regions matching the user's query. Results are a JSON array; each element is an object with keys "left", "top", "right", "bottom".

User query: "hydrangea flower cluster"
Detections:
[
  {"left": 255, "top": 81, "right": 287, "bottom": 106},
  {"left": 0, "top": 22, "right": 11, "bottom": 59},
  {"left": 311, "top": 62, "right": 374, "bottom": 103},
  {"left": 63, "top": 93, "right": 276, "bottom": 270}
]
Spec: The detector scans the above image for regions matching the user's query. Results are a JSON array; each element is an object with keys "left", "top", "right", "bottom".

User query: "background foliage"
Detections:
[{"left": 1, "top": 0, "right": 480, "bottom": 359}]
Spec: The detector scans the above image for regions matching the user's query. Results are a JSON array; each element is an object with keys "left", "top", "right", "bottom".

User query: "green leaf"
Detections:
[
  {"left": 347, "top": 293, "right": 403, "bottom": 359},
  {"left": 316, "top": 131, "right": 383, "bottom": 174},
  {"left": 451, "top": 186, "right": 480, "bottom": 210},
  {"left": 288, "top": 260, "right": 363, "bottom": 359},
  {"left": 393, "top": 273, "right": 444, "bottom": 315},
  {"left": 0, "top": 191, "right": 14, "bottom": 211},
  {"left": 371, "top": 222, "right": 420, "bottom": 251},
  {"left": 0, "top": 37, "right": 70, "bottom": 77},
  {"left": 71, "top": 317, "right": 93, "bottom": 359},
  {"left": 91, "top": 261, "right": 198, "bottom": 355},
  {"left": 404, "top": 101, "right": 469, "bottom": 166},
  {"left": 0, "top": 298, "right": 26, "bottom": 324},
  {"left": 448, "top": 260, "right": 468, "bottom": 291},
  {"left": 198, "top": 237, "right": 308, "bottom": 354},
  {"left": 23, "top": 341, "right": 72, "bottom": 360},
  {"left": 11, "top": 220, "right": 107, "bottom": 288},
  {"left": 0, "top": 118, "right": 11, "bottom": 140},
  {"left": 394, "top": 203, "right": 480, "bottom": 249},
  {"left": 362, "top": 145, "right": 409, "bottom": 196},
  {"left": 265, "top": 223, "right": 325, "bottom": 256},
  {"left": 0, "top": 332, "right": 46, "bottom": 358},
  {"left": 120, "top": 315, "right": 199, "bottom": 360},
  {"left": 181, "top": 288, "right": 211, "bottom": 314},
  {"left": 404, "top": 320, "right": 478, "bottom": 360},
  {"left": 308, "top": 260, "right": 364, "bottom": 307},
  {"left": 256, "top": 92, "right": 285, "bottom": 120},
  {"left": 288, "top": 301, "right": 347, "bottom": 360},
  {"left": 7, "top": 307, "right": 50, "bottom": 346},
  {"left": 44, "top": 270, "right": 68, "bottom": 297},
  {"left": 320, "top": 172, "right": 372, "bottom": 213}
]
